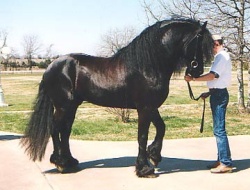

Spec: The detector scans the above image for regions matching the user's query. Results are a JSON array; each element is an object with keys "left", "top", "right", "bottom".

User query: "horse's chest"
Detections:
[{"left": 130, "top": 75, "right": 169, "bottom": 107}]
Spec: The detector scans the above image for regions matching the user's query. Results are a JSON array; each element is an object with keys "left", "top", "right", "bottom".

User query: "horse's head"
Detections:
[
  {"left": 160, "top": 19, "right": 213, "bottom": 78},
  {"left": 184, "top": 21, "right": 212, "bottom": 78}
]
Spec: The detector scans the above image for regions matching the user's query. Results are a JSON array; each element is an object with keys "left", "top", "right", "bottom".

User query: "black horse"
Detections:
[{"left": 21, "top": 18, "right": 213, "bottom": 177}]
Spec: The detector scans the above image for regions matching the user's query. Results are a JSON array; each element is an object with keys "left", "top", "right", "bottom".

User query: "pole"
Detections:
[
  {"left": 0, "top": 67, "right": 8, "bottom": 107},
  {"left": 0, "top": 46, "right": 10, "bottom": 107}
]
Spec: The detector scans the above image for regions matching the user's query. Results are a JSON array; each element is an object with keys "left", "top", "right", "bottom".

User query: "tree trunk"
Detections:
[
  {"left": 246, "top": 63, "right": 250, "bottom": 112},
  {"left": 28, "top": 55, "right": 33, "bottom": 73},
  {"left": 237, "top": 60, "right": 245, "bottom": 111},
  {"left": 237, "top": 4, "right": 246, "bottom": 112}
]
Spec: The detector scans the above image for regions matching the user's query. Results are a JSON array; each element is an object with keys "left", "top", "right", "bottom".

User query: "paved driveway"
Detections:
[{"left": 1, "top": 131, "right": 249, "bottom": 190}]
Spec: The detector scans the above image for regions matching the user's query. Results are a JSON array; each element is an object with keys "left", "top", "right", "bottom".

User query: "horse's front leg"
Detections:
[
  {"left": 147, "top": 109, "right": 165, "bottom": 167},
  {"left": 136, "top": 108, "right": 155, "bottom": 177}
]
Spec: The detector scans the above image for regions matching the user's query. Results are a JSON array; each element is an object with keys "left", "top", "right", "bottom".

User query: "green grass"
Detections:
[
  {"left": 0, "top": 112, "right": 29, "bottom": 133},
  {"left": 0, "top": 71, "right": 249, "bottom": 141}
]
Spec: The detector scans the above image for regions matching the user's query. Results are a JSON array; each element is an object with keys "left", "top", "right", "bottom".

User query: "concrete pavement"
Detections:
[{"left": 0, "top": 131, "right": 250, "bottom": 190}]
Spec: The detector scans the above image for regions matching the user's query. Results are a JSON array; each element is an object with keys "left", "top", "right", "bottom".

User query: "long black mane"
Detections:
[{"left": 113, "top": 18, "right": 213, "bottom": 74}]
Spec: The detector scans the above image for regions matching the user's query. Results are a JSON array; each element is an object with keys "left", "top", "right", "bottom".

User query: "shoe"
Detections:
[
  {"left": 207, "top": 161, "right": 221, "bottom": 169},
  {"left": 210, "top": 164, "right": 233, "bottom": 174}
]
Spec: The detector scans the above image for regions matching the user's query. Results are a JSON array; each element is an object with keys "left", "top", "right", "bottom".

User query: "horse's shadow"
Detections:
[
  {"left": 44, "top": 156, "right": 250, "bottom": 175},
  {"left": 0, "top": 134, "right": 22, "bottom": 141}
]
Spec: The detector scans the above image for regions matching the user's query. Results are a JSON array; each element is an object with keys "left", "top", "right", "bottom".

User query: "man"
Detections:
[{"left": 184, "top": 34, "right": 233, "bottom": 173}]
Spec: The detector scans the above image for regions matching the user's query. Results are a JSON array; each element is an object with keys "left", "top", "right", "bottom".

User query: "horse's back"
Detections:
[
  {"left": 42, "top": 54, "right": 132, "bottom": 108},
  {"left": 42, "top": 53, "right": 168, "bottom": 109}
]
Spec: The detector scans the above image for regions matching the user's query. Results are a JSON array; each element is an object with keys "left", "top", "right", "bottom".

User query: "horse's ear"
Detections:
[{"left": 202, "top": 21, "right": 207, "bottom": 30}]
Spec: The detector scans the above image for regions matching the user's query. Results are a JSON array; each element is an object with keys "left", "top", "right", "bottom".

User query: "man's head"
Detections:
[{"left": 212, "top": 34, "right": 223, "bottom": 54}]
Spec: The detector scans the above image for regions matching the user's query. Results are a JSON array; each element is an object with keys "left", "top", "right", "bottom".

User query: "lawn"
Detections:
[{"left": 0, "top": 70, "right": 249, "bottom": 140}]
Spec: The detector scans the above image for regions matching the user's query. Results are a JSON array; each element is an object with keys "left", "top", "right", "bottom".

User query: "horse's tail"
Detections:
[{"left": 20, "top": 80, "right": 54, "bottom": 161}]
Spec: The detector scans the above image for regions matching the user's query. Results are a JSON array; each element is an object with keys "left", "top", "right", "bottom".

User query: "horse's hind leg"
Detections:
[
  {"left": 147, "top": 109, "right": 166, "bottom": 166},
  {"left": 50, "top": 102, "right": 79, "bottom": 172}
]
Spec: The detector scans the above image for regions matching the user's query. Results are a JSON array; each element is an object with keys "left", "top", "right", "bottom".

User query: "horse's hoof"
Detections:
[
  {"left": 50, "top": 154, "right": 79, "bottom": 173},
  {"left": 55, "top": 164, "right": 79, "bottom": 173},
  {"left": 68, "top": 157, "right": 79, "bottom": 167},
  {"left": 136, "top": 165, "right": 156, "bottom": 178}
]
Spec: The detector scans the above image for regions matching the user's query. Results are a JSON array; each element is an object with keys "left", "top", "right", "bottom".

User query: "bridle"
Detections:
[
  {"left": 185, "top": 32, "right": 207, "bottom": 133},
  {"left": 188, "top": 33, "right": 202, "bottom": 74}
]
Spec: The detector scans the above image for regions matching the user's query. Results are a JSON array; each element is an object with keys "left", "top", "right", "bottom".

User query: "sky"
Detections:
[{"left": 0, "top": 0, "right": 147, "bottom": 56}]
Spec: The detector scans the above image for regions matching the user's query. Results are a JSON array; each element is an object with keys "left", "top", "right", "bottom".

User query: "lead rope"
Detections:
[{"left": 187, "top": 82, "right": 208, "bottom": 133}]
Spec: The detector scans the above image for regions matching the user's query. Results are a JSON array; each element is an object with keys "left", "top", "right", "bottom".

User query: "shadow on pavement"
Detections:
[
  {"left": 0, "top": 134, "right": 22, "bottom": 141},
  {"left": 44, "top": 156, "right": 250, "bottom": 175},
  {"left": 157, "top": 157, "right": 250, "bottom": 174}
]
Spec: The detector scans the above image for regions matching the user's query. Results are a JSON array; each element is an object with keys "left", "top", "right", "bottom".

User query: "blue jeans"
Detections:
[{"left": 210, "top": 88, "right": 232, "bottom": 166}]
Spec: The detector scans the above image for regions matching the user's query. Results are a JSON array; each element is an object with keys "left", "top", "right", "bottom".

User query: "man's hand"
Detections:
[
  {"left": 184, "top": 75, "right": 193, "bottom": 82},
  {"left": 200, "top": 92, "right": 210, "bottom": 100}
]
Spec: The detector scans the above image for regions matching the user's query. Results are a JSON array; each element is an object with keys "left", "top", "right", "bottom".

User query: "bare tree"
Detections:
[
  {"left": 98, "top": 26, "right": 137, "bottom": 122},
  {"left": 45, "top": 44, "right": 54, "bottom": 59},
  {"left": 141, "top": 0, "right": 204, "bottom": 24},
  {"left": 142, "top": 0, "right": 250, "bottom": 112},
  {"left": 22, "top": 34, "right": 42, "bottom": 70},
  {"left": 0, "top": 29, "right": 8, "bottom": 49},
  {"left": 0, "top": 29, "right": 11, "bottom": 71},
  {"left": 203, "top": 0, "right": 250, "bottom": 112},
  {"left": 97, "top": 26, "right": 137, "bottom": 56}
]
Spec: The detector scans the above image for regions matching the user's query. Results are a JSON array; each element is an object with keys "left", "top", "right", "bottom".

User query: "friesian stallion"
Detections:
[{"left": 21, "top": 18, "right": 213, "bottom": 177}]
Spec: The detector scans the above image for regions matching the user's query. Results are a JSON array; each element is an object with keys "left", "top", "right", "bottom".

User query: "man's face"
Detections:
[{"left": 213, "top": 41, "right": 221, "bottom": 54}]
